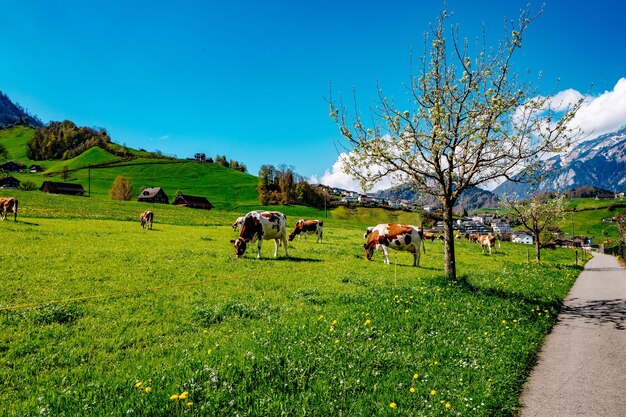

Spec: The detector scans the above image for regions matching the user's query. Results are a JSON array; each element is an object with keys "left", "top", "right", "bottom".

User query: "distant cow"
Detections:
[
  {"left": 0, "top": 197, "right": 18, "bottom": 222},
  {"left": 289, "top": 219, "right": 323, "bottom": 243},
  {"left": 466, "top": 233, "right": 479, "bottom": 243},
  {"left": 363, "top": 223, "right": 425, "bottom": 267},
  {"left": 423, "top": 232, "right": 436, "bottom": 241},
  {"left": 232, "top": 216, "right": 245, "bottom": 231},
  {"left": 230, "top": 211, "right": 288, "bottom": 259},
  {"left": 140, "top": 210, "right": 154, "bottom": 230},
  {"left": 477, "top": 234, "right": 496, "bottom": 254}
]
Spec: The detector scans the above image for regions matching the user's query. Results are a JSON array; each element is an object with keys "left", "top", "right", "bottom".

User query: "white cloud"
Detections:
[
  {"left": 311, "top": 152, "right": 395, "bottom": 193},
  {"left": 552, "top": 78, "right": 626, "bottom": 140}
]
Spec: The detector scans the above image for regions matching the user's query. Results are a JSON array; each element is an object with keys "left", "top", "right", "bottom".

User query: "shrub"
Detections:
[{"left": 109, "top": 175, "right": 134, "bottom": 201}]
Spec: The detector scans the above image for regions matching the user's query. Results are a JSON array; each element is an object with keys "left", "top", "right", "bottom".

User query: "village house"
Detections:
[
  {"left": 511, "top": 232, "right": 534, "bottom": 245},
  {"left": 492, "top": 221, "right": 513, "bottom": 235},
  {"left": 137, "top": 187, "right": 169, "bottom": 204}
]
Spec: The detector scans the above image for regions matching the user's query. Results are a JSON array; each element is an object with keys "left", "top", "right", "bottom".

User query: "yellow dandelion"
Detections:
[
  {"left": 389, "top": 402, "right": 397, "bottom": 408},
  {"left": 145, "top": 387, "right": 152, "bottom": 394},
  {"left": 332, "top": 319, "right": 337, "bottom": 325},
  {"left": 179, "top": 391, "right": 189, "bottom": 400},
  {"left": 440, "top": 400, "right": 445, "bottom": 404},
  {"left": 501, "top": 320, "right": 507, "bottom": 324},
  {"left": 434, "top": 361, "right": 439, "bottom": 365},
  {"left": 335, "top": 339, "right": 340, "bottom": 344},
  {"left": 445, "top": 402, "right": 451, "bottom": 409},
  {"left": 318, "top": 315, "right": 324, "bottom": 320},
  {"left": 365, "top": 319, "right": 371, "bottom": 325},
  {"left": 185, "top": 401, "right": 193, "bottom": 407},
  {"left": 413, "top": 373, "right": 419, "bottom": 379},
  {"left": 405, "top": 309, "right": 410, "bottom": 313},
  {"left": 208, "top": 349, "right": 212, "bottom": 354},
  {"left": 134, "top": 381, "right": 143, "bottom": 388},
  {"left": 329, "top": 326, "right": 335, "bottom": 332},
  {"left": 410, "top": 387, "right": 416, "bottom": 393},
  {"left": 170, "top": 394, "right": 179, "bottom": 400},
  {"left": 430, "top": 390, "right": 437, "bottom": 396}
]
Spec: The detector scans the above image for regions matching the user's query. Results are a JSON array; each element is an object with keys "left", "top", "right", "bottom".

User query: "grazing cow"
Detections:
[
  {"left": 363, "top": 223, "right": 425, "bottom": 267},
  {"left": 477, "top": 234, "right": 496, "bottom": 254},
  {"left": 288, "top": 219, "right": 323, "bottom": 243},
  {"left": 140, "top": 210, "right": 154, "bottom": 230},
  {"left": 363, "top": 226, "right": 374, "bottom": 239},
  {"left": 230, "top": 211, "right": 288, "bottom": 259},
  {"left": 0, "top": 197, "right": 18, "bottom": 222},
  {"left": 466, "top": 233, "right": 479, "bottom": 243},
  {"left": 232, "top": 216, "right": 245, "bottom": 231},
  {"left": 423, "top": 232, "right": 436, "bottom": 241}
]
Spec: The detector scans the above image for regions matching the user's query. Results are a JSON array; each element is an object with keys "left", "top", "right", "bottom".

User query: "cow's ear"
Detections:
[{"left": 230, "top": 239, "right": 236, "bottom": 244}]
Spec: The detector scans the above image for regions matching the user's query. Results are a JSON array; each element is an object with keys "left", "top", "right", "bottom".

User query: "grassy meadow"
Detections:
[{"left": 0, "top": 190, "right": 585, "bottom": 416}]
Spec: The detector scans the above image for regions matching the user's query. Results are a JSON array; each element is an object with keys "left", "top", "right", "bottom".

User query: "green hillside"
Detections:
[{"left": 0, "top": 126, "right": 259, "bottom": 210}]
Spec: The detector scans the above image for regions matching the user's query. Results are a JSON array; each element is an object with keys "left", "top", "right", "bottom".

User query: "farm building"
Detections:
[
  {"left": 40, "top": 181, "right": 85, "bottom": 196},
  {"left": 172, "top": 194, "right": 214, "bottom": 210},
  {"left": 137, "top": 187, "right": 169, "bottom": 204},
  {"left": 0, "top": 161, "right": 26, "bottom": 172},
  {"left": 0, "top": 176, "right": 20, "bottom": 189}
]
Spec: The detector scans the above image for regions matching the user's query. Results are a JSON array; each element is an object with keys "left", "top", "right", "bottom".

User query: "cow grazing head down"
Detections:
[
  {"left": 363, "top": 224, "right": 425, "bottom": 267},
  {"left": 0, "top": 197, "right": 18, "bottom": 222},
  {"left": 230, "top": 211, "right": 288, "bottom": 259},
  {"left": 140, "top": 210, "right": 154, "bottom": 230},
  {"left": 288, "top": 219, "right": 323, "bottom": 243}
]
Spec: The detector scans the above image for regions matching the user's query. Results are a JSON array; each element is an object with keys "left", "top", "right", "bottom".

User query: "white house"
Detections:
[
  {"left": 492, "top": 222, "right": 513, "bottom": 235},
  {"left": 512, "top": 233, "right": 534, "bottom": 245}
]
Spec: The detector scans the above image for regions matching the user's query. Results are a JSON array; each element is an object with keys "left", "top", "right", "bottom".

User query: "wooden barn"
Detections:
[
  {"left": 40, "top": 181, "right": 85, "bottom": 196},
  {"left": 172, "top": 194, "right": 214, "bottom": 210},
  {"left": 0, "top": 176, "right": 20, "bottom": 189},
  {"left": 0, "top": 161, "right": 26, "bottom": 172},
  {"left": 137, "top": 187, "right": 169, "bottom": 204}
]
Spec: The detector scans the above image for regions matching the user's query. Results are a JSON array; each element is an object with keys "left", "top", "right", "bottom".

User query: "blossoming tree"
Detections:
[
  {"left": 330, "top": 6, "right": 582, "bottom": 280},
  {"left": 502, "top": 194, "right": 565, "bottom": 261}
]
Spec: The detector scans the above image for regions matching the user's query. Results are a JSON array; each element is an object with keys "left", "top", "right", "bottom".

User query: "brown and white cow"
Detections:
[
  {"left": 230, "top": 211, "right": 288, "bottom": 259},
  {"left": 423, "top": 232, "right": 437, "bottom": 241},
  {"left": 477, "top": 234, "right": 496, "bottom": 254},
  {"left": 363, "top": 226, "right": 374, "bottom": 239},
  {"left": 140, "top": 210, "right": 154, "bottom": 230},
  {"left": 288, "top": 219, "right": 323, "bottom": 243},
  {"left": 0, "top": 197, "right": 18, "bottom": 222},
  {"left": 232, "top": 216, "right": 245, "bottom": 231},
  {"left": 363, "top": 224, "right": 425, "bottom": 267}
]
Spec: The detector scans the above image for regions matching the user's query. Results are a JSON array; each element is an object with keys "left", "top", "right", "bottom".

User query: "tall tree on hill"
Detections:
[{"left": 330, "top": 5, "right": 583, "bottom": 280}]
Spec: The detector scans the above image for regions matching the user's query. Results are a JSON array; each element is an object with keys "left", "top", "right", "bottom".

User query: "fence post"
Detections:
[{"left": 575, "top": 250, "right": 578, "bottom": 266}]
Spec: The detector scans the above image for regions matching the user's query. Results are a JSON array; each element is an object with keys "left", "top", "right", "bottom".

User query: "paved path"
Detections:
[{"left": 520, "top": 252, "right": 626, "bottom": 416}]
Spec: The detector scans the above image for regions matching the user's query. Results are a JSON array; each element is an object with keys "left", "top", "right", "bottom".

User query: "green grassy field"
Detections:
[{"left": 0, "top": 190, "right": 586, "bottom": 416}]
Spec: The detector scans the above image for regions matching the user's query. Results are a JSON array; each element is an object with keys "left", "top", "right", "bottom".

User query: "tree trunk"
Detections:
[
  {"left": 534, "top": 235, "right": 541, "bottom": 262},
  {"left": 442, "top": 202, "right": 457, "bottom": 280}
]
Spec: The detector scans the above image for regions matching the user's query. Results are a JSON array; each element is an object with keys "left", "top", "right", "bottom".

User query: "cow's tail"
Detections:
[
  {"left": 13, "top": 199, "right": 18, "bottom": 222},
  {"left": 418, "top": 230, "right": 426, "bottom": 254}
]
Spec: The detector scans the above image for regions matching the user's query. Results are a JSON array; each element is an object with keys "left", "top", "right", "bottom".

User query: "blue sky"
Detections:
[{"left": 2, "top": 0, "right": 626, "bottom": 190}]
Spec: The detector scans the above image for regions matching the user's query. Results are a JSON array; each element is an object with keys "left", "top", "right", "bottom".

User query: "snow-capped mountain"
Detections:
[{"left": 493, "top": 126, "right": 626, "bottom": 197}]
